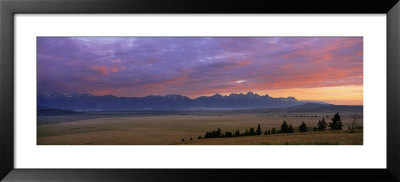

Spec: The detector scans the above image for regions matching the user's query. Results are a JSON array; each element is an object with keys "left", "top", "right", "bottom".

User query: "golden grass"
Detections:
[{"left": 37, "top": 113, "right": 362, "bottom": 145}]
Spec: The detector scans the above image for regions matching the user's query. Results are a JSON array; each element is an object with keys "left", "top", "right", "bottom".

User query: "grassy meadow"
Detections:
[{"left": 37, "top": 112, "right": 363, "bottom": 145}]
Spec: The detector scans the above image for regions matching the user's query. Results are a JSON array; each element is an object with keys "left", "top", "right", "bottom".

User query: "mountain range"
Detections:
[{"left": 37, "top": 92, "right": 326, "bottom": 111}]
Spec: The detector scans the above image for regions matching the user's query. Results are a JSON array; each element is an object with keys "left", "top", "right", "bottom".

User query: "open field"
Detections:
[{"left": 37, "top": 112, "right": 363, "bottom": 145}]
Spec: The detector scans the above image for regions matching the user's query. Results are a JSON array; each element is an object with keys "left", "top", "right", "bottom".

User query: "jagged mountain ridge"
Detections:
[{"left": 37, "top": 92, "right": 322, "bottom": 111}]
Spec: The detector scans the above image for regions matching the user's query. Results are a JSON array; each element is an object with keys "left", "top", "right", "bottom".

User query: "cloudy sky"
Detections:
[{"left": 37, "top": 37, "right": 363, "bottom": 105}]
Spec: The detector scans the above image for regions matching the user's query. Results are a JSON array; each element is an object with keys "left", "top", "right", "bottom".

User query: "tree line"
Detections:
[{"left": 183, "top": 113, "right": 347, "bottom": 141}]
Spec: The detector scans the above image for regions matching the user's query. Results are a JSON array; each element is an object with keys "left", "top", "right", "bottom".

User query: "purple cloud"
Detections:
[{"left": 37, "top": 37, "right": 363, "bottom": 98}]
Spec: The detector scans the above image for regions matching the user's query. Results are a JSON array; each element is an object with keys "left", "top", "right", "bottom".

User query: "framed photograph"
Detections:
[{"left": 1, "top": 0, "right": 399, "bottom": 181}]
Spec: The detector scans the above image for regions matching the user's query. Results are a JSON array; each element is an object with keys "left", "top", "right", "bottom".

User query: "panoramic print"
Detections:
[{"left": 37, "top": 37, "right": 363, "bottom": 145}]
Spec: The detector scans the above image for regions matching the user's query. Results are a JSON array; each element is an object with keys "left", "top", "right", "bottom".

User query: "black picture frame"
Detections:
[{"left": 1, "top": 0, "right": 399, "bottom": 181}]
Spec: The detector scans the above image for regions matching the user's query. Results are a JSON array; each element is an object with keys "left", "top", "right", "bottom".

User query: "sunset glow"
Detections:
[{"left": 37, "top": 37, "right": 363, "bottom": 105}]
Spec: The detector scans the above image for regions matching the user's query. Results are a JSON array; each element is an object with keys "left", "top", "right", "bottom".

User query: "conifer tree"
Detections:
[
  {"left": 235, "top": 130, "right": 240, "bottom": 137},
  {"left": 317, "top": 118, "right": 327, "bottom": 131},
  {"left": 288, "top": 124, "right": 294, "bottom": 133},
  {"left": 249, "top": 128, "right": 255, "bottom": 135},
  {"left": 256, "top": 124, "right": 262, "bottom": 135},
  {"left": 329, "top": 113, "right": 343, "bottom": 130},
  {"left": 299, "top": 121, "right": 307, "bottom": 132},
  {"left": 280, "top": 120, "right": 289, "bottom": 133}
]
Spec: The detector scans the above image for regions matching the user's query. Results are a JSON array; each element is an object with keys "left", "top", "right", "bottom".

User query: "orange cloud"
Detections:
[
  {"left": 110, "top": 67, "right": 118, "bottom": 73},
  {"left": 238, "top": 60, "right": 252, "bottom": 66},
  {"left": 165, "top": 76, "right": 188, "bottom": 85},
  {"left": 90, "top": 66, "right": 108, "bottom": 75}
]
